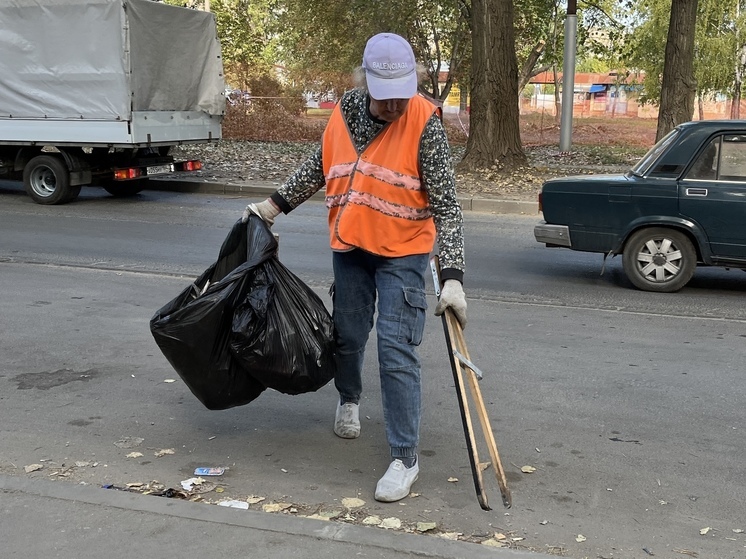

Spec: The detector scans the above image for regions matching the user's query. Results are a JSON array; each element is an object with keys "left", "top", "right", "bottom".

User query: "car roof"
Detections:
[{"left": 678, "top": 120, "right": 746, "bottom": 131}]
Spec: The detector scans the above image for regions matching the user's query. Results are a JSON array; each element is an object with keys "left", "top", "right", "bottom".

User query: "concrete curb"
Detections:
[
  {"left": 0, "top": 474, "right": 551, "bottom": 559},
  {"left": 148, "top": 178, "right": 539, "bottom": 216}
]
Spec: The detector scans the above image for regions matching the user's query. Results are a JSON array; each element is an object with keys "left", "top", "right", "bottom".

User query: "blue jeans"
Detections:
[{"left": 332, "top": 250, "right": 429, "bottom": 461}]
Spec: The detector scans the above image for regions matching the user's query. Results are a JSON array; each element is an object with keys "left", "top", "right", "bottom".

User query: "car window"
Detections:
[
  {"left": 631, "top": 128, "right": 679, "bottom": 176},
  {"left": 686, "top": 137, "right": 719, "bottom": 180},
  {"left": 718, "top": 135, "right": 746, "bottom": 181}
]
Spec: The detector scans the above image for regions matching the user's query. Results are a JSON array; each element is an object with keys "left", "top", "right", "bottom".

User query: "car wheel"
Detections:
[
  {"left": 622, "top": 227, "right": 697, "bottom": 292},
  {"left": 22, "top": 155, "right": 80, "bottom": 204}
]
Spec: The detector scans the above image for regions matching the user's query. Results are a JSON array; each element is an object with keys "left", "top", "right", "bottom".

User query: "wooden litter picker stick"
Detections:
[{"left": 430, "top": 255, "right": 512, "bottom": 510}]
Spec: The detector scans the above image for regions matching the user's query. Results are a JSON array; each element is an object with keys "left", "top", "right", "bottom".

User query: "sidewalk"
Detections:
[
  {"left": 1, "top": 474, "right": 550, "bottom": 559},
  {"left": 148, "top": 177, "right": 539, "bottom": 215}
]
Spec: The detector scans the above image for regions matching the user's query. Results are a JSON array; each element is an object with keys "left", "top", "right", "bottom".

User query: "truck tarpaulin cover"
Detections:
[
  {"left": 0, "top": 0, "right": 225, "bottom": 120},
  {"left": 150, "top": 216, "right": 336, "bottom": 410}
]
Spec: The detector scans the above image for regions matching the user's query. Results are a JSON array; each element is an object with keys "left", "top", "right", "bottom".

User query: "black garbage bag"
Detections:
[
  {"left": 150, "top": 215, "right": 336, "bottom": 409},
  {"left": 229, "top": 222, "right": 336, "bottom": 395},
  {"left": 149, "top": 219, "right": 266, "bottom": 410}
]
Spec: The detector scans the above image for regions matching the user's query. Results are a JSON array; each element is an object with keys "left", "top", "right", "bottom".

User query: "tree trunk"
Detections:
[
  {"left": 732, "top": 85, "right": 742, "bottom": 119},
  {"left": 656, "top": 0, "right": 698, "bottom": 141},
  {"left": 731, "top": 43, "right": 746, "bottom": 119},
  {"left": 553, "top": 66, "right": 561, "bottom": 124},
  {"left": 458, "top": 0, "right": 525, "bottom": 172}
]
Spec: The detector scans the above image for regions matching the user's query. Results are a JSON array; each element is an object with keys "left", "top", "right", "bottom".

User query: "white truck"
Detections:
[{"left": 0, "top": 0, "right": 225, "bottom": 204}]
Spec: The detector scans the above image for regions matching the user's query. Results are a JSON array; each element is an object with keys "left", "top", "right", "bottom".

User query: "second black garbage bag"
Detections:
[
  {"left": 150, "top": 215, "right": 336, "bottom": 410},
  {"left": 229, "top": 218, "right": 337, "bottom": 395}
]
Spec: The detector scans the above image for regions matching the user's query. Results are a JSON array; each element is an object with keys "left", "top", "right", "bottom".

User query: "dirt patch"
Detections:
[{"left": 173, "top": 113, "right": 658, "bottom": 202}]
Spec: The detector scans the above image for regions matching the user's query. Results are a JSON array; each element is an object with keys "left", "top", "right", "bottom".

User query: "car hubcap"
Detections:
[
  {"left": 636, "top": 238, "right": 682, "bottom": 283},
  {"left": 30, "top": 166, "right": 57, "bottom": 197}
]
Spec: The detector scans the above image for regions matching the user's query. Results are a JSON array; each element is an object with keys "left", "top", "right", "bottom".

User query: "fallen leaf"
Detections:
[
  {"left": 262, "top": 502, "right": 292, "bottom": 513},
  {"left": 362, "top": 515, "right": 382, "bottom": 525},
  {"left": 521, "top": 465, "right": 537, "bottom": 474},
  {"left": 126, "top": 452, "right": 143, "bottom": 458},
  {"left": 495, "top": 533, "right": 507, "bottom": 540},
  {"left": 126, "top": 482, "right": 144, "bottom": 488},
  {"left": 24, "top": 464, "right": 43, "bottom": 473},
  {"left": 303, "top": 513, "right": 331, "bottom": 521},
  {"left": 246, "top": 495, "right": 265, "bottom": 504},
  {"left": 576, "top": 534, "right": 587, "bottom": 542},
  {"left": 190, "top": 481, "right": 216, "bottom": 494},
  {"left": 342, "top": 497, "right": 365, "bottom": 508},
  {"left": 481, "top": 539, "right": 505, "bottom": 547},
  {"left": 380, "top": 517, "right": 401, "bottom": 530},
  {"left": 416, "top": 522, "right": 437, "bottom": 532},
  {"left": 447, "top": 477, "right": 458, "bottom": 482},
  {"left": 699, "top": 527, "right": 711, "bottom": 535},
  {"left": 439, "top": 532, "right": 462, "bottom": 540},
  {"left": 154, "top": 448, "right": 175, "bottom": 457}
]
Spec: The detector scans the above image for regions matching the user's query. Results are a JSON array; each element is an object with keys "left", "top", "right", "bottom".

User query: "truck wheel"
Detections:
[
  {"left": 103, "top": 179, "right": 147, "bottom": 197},
  {"left": 622, "top": 227, "right": 696, "bottom": 292},
  {"left": 23, "top": 155, "right": 80, "bottom": 204}
]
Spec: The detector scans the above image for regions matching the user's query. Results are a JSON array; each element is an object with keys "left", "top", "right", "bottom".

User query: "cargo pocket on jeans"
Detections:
[{"left": 398, "top": 288, "right": 427, "bottom": 346}]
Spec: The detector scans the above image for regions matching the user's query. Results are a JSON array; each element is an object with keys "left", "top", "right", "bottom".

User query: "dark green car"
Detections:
[{"left": 534, "top": 120, "right": 746, "bottom": 292}]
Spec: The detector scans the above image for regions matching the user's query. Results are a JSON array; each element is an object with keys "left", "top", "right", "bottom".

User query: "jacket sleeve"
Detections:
[
  {"left": 271, "top": 146, "right": 326, "bottom": 212},
  {"left": 419, "top": 114, "right": 465, "bottom": 283}
]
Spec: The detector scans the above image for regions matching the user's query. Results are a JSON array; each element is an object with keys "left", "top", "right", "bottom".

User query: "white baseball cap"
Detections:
[{"left": 362, "top": 33, "right": 417, "bottom": 100}]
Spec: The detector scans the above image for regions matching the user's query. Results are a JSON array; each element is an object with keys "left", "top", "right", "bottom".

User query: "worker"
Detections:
[{"left": 242, "top": 32, "right": 466, "bottom": 502}]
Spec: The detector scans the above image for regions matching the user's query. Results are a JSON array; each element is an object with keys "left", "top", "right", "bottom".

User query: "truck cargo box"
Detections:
[{"left": 0, "top": 0, "right": 225, "bottom": 147}]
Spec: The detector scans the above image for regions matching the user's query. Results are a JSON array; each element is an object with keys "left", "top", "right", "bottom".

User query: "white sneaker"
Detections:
[
  {"left": 374, "top": 457, "right": 419, "bottom": 502},
  {"left": 334, "top": 402, "right": 360, "bottom": 439}
]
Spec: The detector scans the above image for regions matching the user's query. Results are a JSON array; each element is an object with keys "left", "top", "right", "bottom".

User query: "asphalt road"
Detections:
[{"left": 1, "top": 183, "right": 745, "bottom": 559}]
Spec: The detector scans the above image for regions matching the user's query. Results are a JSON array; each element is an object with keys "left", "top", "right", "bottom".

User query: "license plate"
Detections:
[{"left": 146, "top": 164, "right": 174, "bottom": 175}]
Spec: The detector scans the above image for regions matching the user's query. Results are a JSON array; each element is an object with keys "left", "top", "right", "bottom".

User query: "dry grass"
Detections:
[
  {"left": 222, "top": 103, "right": 657, "bottom": 151},
  {"left": 186, "top": 105, "right": 658, "bottom": 201}
]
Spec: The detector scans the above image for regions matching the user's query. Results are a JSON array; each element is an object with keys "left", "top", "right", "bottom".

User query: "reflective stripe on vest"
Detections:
[{"left": 322, "top": 95, "right": 437, "bottom": 257}]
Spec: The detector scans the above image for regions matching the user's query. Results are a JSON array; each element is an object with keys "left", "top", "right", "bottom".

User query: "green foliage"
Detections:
[
  {"left": 275, "top": 0, "right": 470, "bottom": 101},
  {"left": 625, "top": 0, "right": 746, "bottom": 106},
  {"left": 695, "top": 0, "right": 746, "bottom": 99},
  {"left": 174, "top": 0, "right": 281, "bottom": 89}
]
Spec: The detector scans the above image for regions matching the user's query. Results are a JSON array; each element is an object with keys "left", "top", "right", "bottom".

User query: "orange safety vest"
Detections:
[{"left": 322, "top": 94, "right": 438, "bottom": 257}]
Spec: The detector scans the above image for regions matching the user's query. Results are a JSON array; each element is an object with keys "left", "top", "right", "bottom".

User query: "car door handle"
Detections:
[{"left": 685, "top": 188, "right": 708, "bottom": 196}]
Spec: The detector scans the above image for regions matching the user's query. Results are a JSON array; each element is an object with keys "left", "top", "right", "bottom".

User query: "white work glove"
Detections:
[
  {"left": 242, "top": 198, "right": 281, "bottom": 226},
  {"left": 434, "top": 279, "right": 468, "bottom": 329}
]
